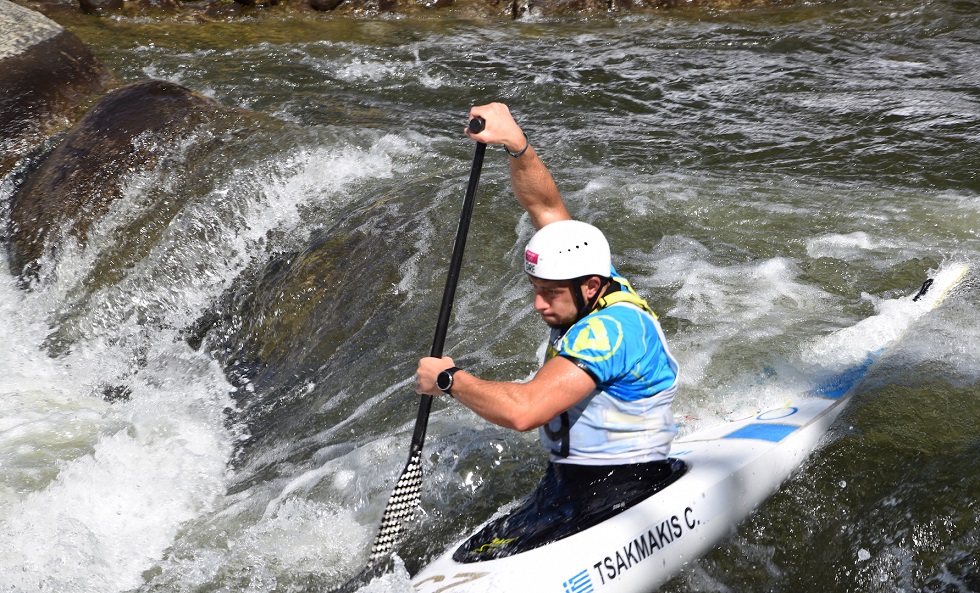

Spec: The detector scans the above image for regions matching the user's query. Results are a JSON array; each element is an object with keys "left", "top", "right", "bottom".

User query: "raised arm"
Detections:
[{"left": 465, "top": 103, "right": 572, "bottom": 230}]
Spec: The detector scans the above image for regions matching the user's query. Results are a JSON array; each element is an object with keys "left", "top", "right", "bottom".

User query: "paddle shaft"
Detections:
[
  {"left": 366, "top": 116, "right": 487, "bottom": 567},
  {"left": 417, "top": 117, "right": 486, "bottom": 438}
]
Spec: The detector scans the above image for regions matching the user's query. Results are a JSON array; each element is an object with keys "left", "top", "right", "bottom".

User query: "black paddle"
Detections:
[{"left": 331, "top": 117, "right": 487, "bottom": 591}]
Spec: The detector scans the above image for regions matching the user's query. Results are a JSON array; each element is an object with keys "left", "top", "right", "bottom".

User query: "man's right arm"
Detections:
[
  {"left": 416, "top": 354, "right": 596, "bottom": 432},
  {"left": 466, "top": 103, "right": 572, "bottom": 230}
]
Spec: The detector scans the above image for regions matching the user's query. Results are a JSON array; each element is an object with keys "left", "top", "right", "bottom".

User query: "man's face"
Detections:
[{"left": 529, "top": 276, "right": 580, "bottom": 328}]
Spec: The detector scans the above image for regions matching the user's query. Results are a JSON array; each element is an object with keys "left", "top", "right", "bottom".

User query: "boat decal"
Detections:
[
  {"left": 562, "top": 569, "right": 595, "bottom": 593},
  {"left": 723, "top": 423, "right": 798, "bottom": 442},
  {"left": 472, "top": 537, "right": 518, "bottom": 554},
  {"left": 590, "top": 506, "right": 699, "bottom": 586},
  {"left": 756, "top": 406, "right": 798, "bottom": 421},
  {"left": 414, "top": 572, "right": 490, "bottom": 592}
]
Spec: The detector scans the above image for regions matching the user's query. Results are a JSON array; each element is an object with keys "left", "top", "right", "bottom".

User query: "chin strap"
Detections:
[{"left": 569, "top": 276, "right": 659, "bottom": 324}]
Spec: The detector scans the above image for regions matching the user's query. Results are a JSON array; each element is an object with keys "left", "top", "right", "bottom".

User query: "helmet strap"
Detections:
[{"left": 571, "top": 276, "right": 610, "bottom": 322}]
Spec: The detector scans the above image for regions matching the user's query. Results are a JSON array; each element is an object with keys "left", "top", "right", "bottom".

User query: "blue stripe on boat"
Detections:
[
  {"left": 811, "top": 350, "right": 883, "bottom": 399},
  {"left": 724, "top": 423, "right": 798, "bottom": 442}
]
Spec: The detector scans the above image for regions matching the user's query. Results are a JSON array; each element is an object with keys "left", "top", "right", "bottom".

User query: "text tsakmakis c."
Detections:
[{"left": 591, "top": 506, "right": 701, "bottom": 586}]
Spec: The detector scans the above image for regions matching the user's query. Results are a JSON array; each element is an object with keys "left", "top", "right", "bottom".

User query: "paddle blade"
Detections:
[
  {"left": 326, "top": 561, "right": 390, "bottom": 593},
  {"left": 367, "top": 449, "right": 423, "bottom": 566}
]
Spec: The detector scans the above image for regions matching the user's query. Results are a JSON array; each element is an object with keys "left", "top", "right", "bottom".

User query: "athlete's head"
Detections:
[{"left": 523, "top": 220, "right": 611, "bottom": 328}]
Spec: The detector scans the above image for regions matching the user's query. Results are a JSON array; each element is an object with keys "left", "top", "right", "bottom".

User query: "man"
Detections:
[{"left": 415, "top": 103, "right": 684, "bottom": 559}]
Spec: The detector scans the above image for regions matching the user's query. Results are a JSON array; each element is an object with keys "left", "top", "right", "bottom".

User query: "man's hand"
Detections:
[
  {"left": 466, "top": 103, "right": 527, "bottom": 155},
  {"left": 464, "top": 103, "right": 570, "bottom": 230},
  {"left": 416, "top": 356, "right": 457, "bottom": 396}
]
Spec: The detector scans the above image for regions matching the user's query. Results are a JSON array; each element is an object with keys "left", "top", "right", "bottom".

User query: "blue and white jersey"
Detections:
[{"left": 539, "top": 275, "right": 679, "bottom": 465}]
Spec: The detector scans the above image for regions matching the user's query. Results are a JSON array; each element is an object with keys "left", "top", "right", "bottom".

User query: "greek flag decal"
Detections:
[{"left": 563, "top": 569, "right": 594, "bottom": 593}]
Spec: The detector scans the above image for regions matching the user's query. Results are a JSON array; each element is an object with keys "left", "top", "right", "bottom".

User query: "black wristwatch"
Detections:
[{"left": 436, "top": 366, "right": 462, "bottom": 395}]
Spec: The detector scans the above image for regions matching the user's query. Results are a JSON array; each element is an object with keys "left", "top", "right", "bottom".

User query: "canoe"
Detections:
[{"left": 412, "top": 263, "right": 968, "bottom": 593}]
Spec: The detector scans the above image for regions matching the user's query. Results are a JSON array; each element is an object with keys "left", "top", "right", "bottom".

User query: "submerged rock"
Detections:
[{"left": 187, "top": 203, "right": 411, "bottom": 455}]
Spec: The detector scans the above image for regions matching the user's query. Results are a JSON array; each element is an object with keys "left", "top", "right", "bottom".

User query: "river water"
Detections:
[{"left": 1, "top": 1, "right": 979, "bottom": 591}]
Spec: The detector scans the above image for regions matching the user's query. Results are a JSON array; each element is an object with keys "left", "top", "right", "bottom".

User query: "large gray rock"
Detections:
[{"left": 0, "top": 0, "right": 113, "bottom": 176}]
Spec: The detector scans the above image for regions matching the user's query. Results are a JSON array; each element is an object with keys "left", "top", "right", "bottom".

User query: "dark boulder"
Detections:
[
  {"left": 308, "top": 0, "right": 345, "bottom": 10},
  {"left": 78, "top": 0, "right": 125, "bottom": 13},
  {"left": 7, "top": 79, "right": 229, "bottom": 279}
]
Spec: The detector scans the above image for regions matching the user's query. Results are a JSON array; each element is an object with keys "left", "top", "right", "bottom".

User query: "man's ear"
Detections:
[{"left": 583, "top": 275, "right": 604, "bottom": 299}]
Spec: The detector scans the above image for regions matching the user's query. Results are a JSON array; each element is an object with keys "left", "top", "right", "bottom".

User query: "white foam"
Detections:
[
  {"left": 645, "top": 238, "right": 831, "bottom": 387},
  {"left": 805, "top": 231, "right": 894, "bottom": 259},
  {"left": 801, "top": 263, "right": 969, "bottom": 372},
  {"left": 0, "top": 279, "right": 236, "bottom": 592}
]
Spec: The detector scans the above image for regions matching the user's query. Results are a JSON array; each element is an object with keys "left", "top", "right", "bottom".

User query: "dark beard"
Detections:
[{"left": 546, "top": 320, "right": 572, "bottom": 330}]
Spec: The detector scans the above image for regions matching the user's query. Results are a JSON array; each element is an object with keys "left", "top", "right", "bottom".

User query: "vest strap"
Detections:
[{"left": 595, "top": 289, "right": 658, "bottom": 319}]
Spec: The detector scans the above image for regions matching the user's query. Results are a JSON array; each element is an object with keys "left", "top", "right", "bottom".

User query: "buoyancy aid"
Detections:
[{"left": 540, "top": 277, "right": 679, "bottom": 465}]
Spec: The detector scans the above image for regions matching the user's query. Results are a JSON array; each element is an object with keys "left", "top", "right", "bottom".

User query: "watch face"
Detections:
[{"left": 437, "top": 371, "right": 452, "bottom": 391}]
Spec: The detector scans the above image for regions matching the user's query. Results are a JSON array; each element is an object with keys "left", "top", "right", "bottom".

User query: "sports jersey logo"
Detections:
[{"left": 565, "top": 315, "right": 623, "bottom": 362}]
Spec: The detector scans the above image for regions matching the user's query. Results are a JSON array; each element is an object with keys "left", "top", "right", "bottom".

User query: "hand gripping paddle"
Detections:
[{"left": 332, "top": 117, "right": 487, "bottom": 591}]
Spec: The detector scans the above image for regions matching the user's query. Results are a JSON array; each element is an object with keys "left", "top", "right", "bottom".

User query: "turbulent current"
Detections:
[{"left": 1, "top": 1, "right": 978, "bottom": 591}]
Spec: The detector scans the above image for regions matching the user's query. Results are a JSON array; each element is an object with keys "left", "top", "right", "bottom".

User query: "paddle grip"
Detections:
[{"left": 469, "top": 116, "right": 486, "bottom": 134}]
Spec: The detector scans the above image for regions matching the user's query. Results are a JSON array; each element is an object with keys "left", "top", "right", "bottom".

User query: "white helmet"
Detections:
[{"left": 524, "top": 220, "right": 611, "bottom": 280}]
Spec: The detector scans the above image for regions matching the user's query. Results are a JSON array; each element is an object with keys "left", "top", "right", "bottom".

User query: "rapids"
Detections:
[{"left": 1, "top": 1, "right": 978, "bottom": 591}]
